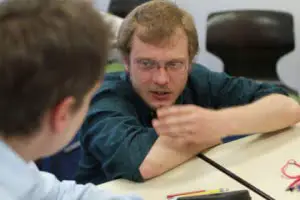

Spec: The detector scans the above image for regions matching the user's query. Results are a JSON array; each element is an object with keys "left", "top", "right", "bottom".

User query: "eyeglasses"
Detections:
[{"left": 135, "top": 58, "right": 187, "bottom": 73}]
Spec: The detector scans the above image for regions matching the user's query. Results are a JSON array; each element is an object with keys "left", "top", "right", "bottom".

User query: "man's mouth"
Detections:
[
  {"left": 150, "top": 91, "right": 171, "bottom": 100},
  {"left": 152, "top": 91, "right": 170, "bottom": 95}
]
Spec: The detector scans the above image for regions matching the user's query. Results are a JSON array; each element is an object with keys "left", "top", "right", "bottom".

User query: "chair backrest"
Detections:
[
  {"left": 108, "top": 0, "right": 177, "bottom": 18},
  {"left": 206, "top": 10, "right": 294, "bottom": 81},
  {"left": 108, "top": 0, "right": 150, "bottom": 18},
  {"left": 175, "top": 0, "right": 300, "bottom": 93}
]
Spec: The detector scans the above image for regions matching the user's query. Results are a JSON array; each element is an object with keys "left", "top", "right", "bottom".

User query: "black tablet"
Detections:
[{"left": 176, "top": 190, "right": 251, "bottom": 200}]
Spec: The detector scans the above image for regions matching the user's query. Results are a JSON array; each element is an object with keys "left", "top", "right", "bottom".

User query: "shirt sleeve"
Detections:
[
  {"left": 80, "top": 94, "right": 158, "bottom": 182},
  {"left": 36, "top": 170, "right": 142, "bottom": 200},
  {"left": 206, "top": 70, "right": 289, "bottom": 108},
  {"left": 24, "top": 161, "right": 141, "bottom": 200},
  {"left": 0, "top": 188, "right": 14, "bottom": 200}
]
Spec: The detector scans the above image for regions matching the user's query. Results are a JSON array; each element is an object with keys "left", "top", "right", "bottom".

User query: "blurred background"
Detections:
[{"left": 99, "top": 0, "right": 300, "bottom": 99}]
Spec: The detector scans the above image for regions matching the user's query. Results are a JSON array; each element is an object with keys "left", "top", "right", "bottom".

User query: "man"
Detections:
[
  {"left": 76, "top": 0, "right": 300, "bottom": 184},
  {"left": 0, "top": 0, "right": 141, "bottom": 199}
]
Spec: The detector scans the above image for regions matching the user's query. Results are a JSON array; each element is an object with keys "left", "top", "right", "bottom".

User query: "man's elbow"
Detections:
[
  {"left": 139, "top": 161, "right": 163, "bottom": 180},
  {"left": 273, "top": 94, "right": 300, "bottom": 124},
  {"left": 294, "top": 106, "right": 300, "bottom": 124},
  {"left": 286, "top": 97, "right": 300, "bottom": 123}
]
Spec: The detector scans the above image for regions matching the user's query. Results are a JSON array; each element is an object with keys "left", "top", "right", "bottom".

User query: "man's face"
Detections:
[{"left": 126, "top": 28, "right": 190, "bottom": 109}]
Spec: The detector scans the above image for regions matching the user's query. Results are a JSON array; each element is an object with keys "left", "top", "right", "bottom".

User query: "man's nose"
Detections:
[{"left": 152, "top": 67, "right": 170, "bottom": 85}]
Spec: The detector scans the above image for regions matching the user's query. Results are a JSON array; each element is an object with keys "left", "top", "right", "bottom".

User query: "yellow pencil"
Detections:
[{"left": 176, "top": 188, "right": 227, "bottom": 198}]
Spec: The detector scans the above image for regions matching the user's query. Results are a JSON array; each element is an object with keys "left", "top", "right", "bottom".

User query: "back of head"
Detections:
[
  {"left": 0, "top": 0, "right": 110, "bottom": 137},
  {"left": 117, "top": 0, "right": 199, "bottom": 61}
]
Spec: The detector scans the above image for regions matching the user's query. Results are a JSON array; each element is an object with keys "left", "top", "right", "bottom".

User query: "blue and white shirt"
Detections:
[{"left": 0, "top": 140, "right": 142, "bottom": 200}]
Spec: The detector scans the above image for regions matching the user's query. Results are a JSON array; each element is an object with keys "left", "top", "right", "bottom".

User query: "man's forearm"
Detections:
[
  {"left": 139, "top": 94, "right": 300, "bottom": 180},
  {"left": 139, "top": 136, "right": 219, "bottom": 180},
  {"left": 220, "top": 94, "right": 300, "bottom": 137}
]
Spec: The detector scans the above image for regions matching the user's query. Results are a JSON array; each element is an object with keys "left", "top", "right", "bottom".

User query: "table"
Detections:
[
  {"left": 98, "top": 123, "right": 300, "bottom": 200},
  {"left": 205, "top": 123, "right": 300, "bottom": 200},
  {"left": 99, "top": 157, "right": 262, "bottom": 199}
]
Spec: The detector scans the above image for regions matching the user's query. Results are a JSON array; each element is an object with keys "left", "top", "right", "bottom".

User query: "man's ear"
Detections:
[
  {"left": 123, "top": 56, "right": 130, "bottom": 72},
  {"left": 49, "top": 96, "right": 76, "bottom": 135}
]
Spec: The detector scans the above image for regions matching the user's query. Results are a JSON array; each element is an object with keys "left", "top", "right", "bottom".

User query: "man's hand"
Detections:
[
  {"left": 152, "top": 105, "right": 229, "bottom": 144},
  {"left": 153, "top": 94, "right": 300, "bottom": 144},
  {"left": 141, "top": 94, "right": 299, "bottom": 180},
  {"left": 140, "top": 105, "right": 225, "bottom": 180}
]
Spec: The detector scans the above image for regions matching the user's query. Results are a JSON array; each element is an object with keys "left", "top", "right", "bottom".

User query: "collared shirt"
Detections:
[
  {"left": 75, "top": 64, "right": 288, "bottom": 185},
  {"left": 0, "top": 140, "right": 141, "bottom": 200}
]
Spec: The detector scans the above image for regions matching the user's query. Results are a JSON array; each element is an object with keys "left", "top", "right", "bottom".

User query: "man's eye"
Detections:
[
  {"left": 142, "top": 60, "right": 152, "bottom": 66},
  {"left": 139, "top": 60, "right": 155, "bottom": 68},
  {"left": 169, "top": 62, "right": 178, "bottom": 67},
  {"left": 167, "top": 62, "right": 183, "bottom": 69}
]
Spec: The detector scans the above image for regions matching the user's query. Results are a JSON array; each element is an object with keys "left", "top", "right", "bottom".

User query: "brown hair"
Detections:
[
  {"left": 117, "top": 0, "right": 199, "bottom": 61},
  {"left": 0, "top": 0, "right": 111, "bottom": 136}
]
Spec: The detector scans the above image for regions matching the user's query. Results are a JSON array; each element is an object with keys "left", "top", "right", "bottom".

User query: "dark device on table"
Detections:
[{"left": 176, "top": 190, "right": 251, "bottom": 200}]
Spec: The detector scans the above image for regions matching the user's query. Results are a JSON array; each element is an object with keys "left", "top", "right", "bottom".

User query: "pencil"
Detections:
[{"left": 167, "top": 190, "right": 205, "bottom": 199}]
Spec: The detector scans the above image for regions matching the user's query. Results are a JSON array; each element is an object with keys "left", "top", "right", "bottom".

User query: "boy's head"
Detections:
[
  {"left": 0, "top": 0, "right": 110, "bottom": 158},
  {"left": 117, "top": 0, "right": 199, "bottom": 109}
]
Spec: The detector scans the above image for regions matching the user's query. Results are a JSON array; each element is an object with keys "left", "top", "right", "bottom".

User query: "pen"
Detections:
[
  {"left": 198, "top": 153, "right": 275, "bottom": 200},
  {"left": 169, "top": 189, "right": 228, "bottom": 200},
  {"left": 287, "top": 184, "right": 300, "bottom": 192},
  {"left": 167, "top": 189, "right": 205, "bottom": 199}
]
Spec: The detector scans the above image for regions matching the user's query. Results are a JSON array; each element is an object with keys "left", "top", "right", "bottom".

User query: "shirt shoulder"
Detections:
[
  {"left": 188, "top": 63, "right": 227, "bottom": 85},
  {"left": 0, "top": 187, "right": 15, "bottom": 200},
  {"left": 184, "top": 64, "right": 215, "bottom": 106},
  {"left": 90, "top": 72, "right": 137, "bottom": 113},
  {"left": 187, "top": 63, "right": 214, "bottom": 89},
  {"left": 99, "top": 72, "right": 131, "bottom": 94}
]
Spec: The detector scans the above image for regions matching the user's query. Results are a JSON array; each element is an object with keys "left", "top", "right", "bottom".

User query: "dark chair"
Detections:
[
  {"left": 206, "top": 10, "right": 294, "bottom": 90},
  {"left": 206, "top": 10, "right": 296, "bottom": 142},
  {"left": 108, "top": 0, "right": 150, "bottom": 18}
]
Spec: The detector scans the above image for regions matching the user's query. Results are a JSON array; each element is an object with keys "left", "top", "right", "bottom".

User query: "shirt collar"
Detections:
[{"left": 0, "top": 140, "right": 38, "bottom": 199}]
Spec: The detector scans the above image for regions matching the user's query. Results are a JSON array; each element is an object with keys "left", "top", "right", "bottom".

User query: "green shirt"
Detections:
[{"left": 75, "top": 64, "right": 287, "bottom": 184}]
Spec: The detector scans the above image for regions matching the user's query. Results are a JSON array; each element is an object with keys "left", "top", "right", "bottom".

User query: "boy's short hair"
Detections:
[
  {"left": 117, "top": 0, "right": 199, "bottom": 61},
  {"left": 0, "top": 0, "right": 111, "bottom": 137}
]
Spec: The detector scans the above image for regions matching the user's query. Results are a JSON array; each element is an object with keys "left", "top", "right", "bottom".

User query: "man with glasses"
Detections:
[{"left": 76, "top": 0, "right": 300, "bottom": 184}]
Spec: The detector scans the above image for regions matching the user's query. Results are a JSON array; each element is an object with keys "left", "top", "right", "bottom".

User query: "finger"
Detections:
[
  {"left": 154, "top": 122, "right": 193, "bottom": 139},
  {"left": 153, "top": 122, "right": 178, "bottom": 137},
  {"left": 156, "top": 105, "right": 195, "bottom": 118},
  {"left": 156, "top": 113, "right": 195, "bottom": 126},
  {"left": 153, "top": 119, "right": 193, "bottom": 137}
]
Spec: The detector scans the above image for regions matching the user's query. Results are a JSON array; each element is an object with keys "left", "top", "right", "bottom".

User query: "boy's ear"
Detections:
[
  {"left": 49, "top": 96, "right": 75, "bottom": 135},
  {"left": 123, "top": 56, "right": 130, "bottom": 72}
]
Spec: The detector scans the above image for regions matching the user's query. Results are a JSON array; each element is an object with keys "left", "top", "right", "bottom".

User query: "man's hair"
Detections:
[
  {"left": 117, "top": 0, "right": 199, "bottom": 61},
  {"left": 0, "top": 0, "right": 111, "bottom": 137}
]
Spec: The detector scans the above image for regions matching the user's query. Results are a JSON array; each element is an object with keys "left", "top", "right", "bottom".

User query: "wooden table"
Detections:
[
  {"left": 98, "top": 124, "right": 300, "bottom": 200},
  {"left": 99, "top": 157, "right": 262, "bottom": 199},
  {"left": 205, "top": 123, "right": 300, "bottom": 200}
]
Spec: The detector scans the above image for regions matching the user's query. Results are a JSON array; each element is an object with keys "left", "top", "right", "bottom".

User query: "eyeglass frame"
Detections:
[{"left": 133, "top": 58, "right": 189, "bottom": 74}]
